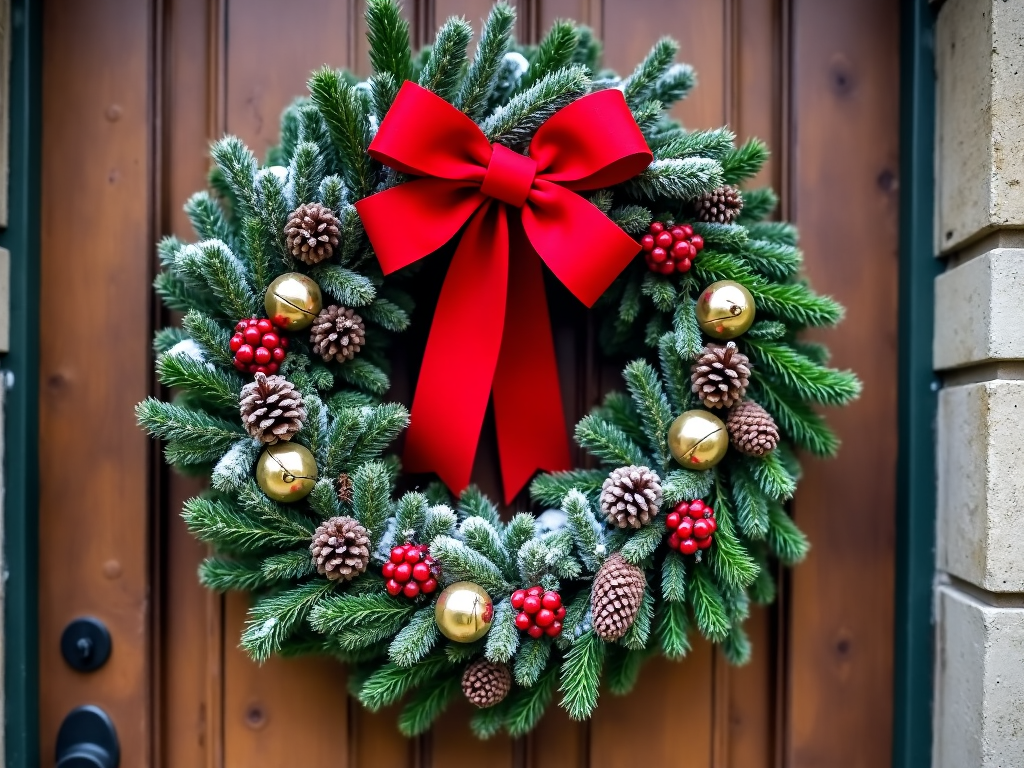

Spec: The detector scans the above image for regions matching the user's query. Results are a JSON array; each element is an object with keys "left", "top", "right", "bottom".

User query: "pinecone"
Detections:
[
  {"left": 284, "top": 202, "right": 341, "bottom": 265},
  {"left": 600, "top": 466, "right": 663, "bottom": 529},
  {"left": 335, "top": 473, "right": 353, "bottom": 505},
  {"left": 310, "top": 305, "right": 366, "bottom": 363},
  {"left": 591, "top": 553, "right": 647, "bottom": 641},
  {"left": 310, "top": 516, "right": 371, "bottom": 582},
  {"left": 690, "top": 342, "right": 751, "bottom": 409},
  {"left": 695, "top": 184, "right": 743, "bottom": 224},
  {"left": 726, "top": 400, "right": 780, "bottom": 456},
  {"left": 461, "top": 659, "right": 512, "bottom": 708},
  {"left": 238, "top": 373, "right": 306, "bottom": 443}
]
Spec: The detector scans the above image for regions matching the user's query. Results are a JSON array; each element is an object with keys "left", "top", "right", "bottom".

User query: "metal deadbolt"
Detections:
[
  {"left": 60, "top": 617, "right": 112, "bottom": 672},
  {"left": 55, "top": 706, "right": 120, "bottom": 768}
]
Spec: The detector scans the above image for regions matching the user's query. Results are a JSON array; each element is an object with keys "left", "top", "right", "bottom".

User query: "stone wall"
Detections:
[{"left": 933, "top": 1, "right": 1024, "bottom": 765}]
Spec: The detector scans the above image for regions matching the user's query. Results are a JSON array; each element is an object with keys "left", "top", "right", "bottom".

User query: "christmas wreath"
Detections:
[{"left": 138, "top": 0, "right": 860, "bottom": 738}]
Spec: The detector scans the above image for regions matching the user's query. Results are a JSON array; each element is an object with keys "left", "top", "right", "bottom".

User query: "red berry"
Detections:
[
  {"left": 666, "top": 511, "right": 681, "bottom": 530},
  {"left": 670, "top": 240, "right": 689, "bottom": 258},
  {"left": 698, "top": 536, "right": 714, "bottom": 550},
  {"left": 412, "top": 562, "right": 431, "bottom": 582},
  {"left": 254, "top": 346, "right": 272, "bottom": 365},
  {"left": 235, "top": 344, "right": 254, "bottom": 363},
  {"left": 690, "top": 233, "right": 704, "bottom": 251},
  {"left": 261, "top": 332, "right": 280, "bottom": 349},
  {"left": 256, "top": 318, "right": 273, "bottom": 334},
  {"left": 668, "top": 532, "right": 681, "bottom": 550},
  {"left": 555, "top": 606, "right": 566, "bottom": 620},
  {"left": 707, "top": 517, "right": 718, "bottom": 533},
  {"left": 545, "top": 621, "right": 562, "bottom": 637},
  {"left": 515, "top": 612, "right": 532, "bottom": 631},
  {"left": 511, "top": 590, "right": 527, "bottom": 609},
  {"left": 640, "top": 234, "right": 655, "bottom": 252},
  {"left": 690, "top": 500, "right": 707, "bottom": 516},
  {"left": 248, "top": 364, "right": 258, "bottom": 374},
  {"left": 649, "top": 222, "right": 664, "bottom": 234},
  {"left": 382, "top": 562, "right": 396, "bottom": 578},
  {"left": 244, "top": 326, "right": 261, "bottom": 345},
  {"left": 385, "top": 579, "right": 402, "bottom": 596},
  {"left": 246, "top": 318, "right": 259, "bottom": 327},
  {"left": 677, "top": 518, "right": 694, "bottom": 539},
  {"left": 390, "top": 546, "right": 406, "bottom": 564},
  {"left": 394, "top": 562, "right": 412, "bottom": 582},
  {"left": 421, "top": 578, "right": 438, "bottom": 594},
  {"left": 235, "top": 321, "right": 247, "bottom": 332},
  {"left": 535, "top": 608, "right": 555, "bottom": 628},
  {"left": 650, "top": 246, "right": 668, "bottom": 264},
  {"left": 255, "top": 365, "right": 269, "bottom": 374},
  {"left": 670, "top": 227, "right": 685, "bottom": 239},
  {"left": 404, "top": 548, "right": 421, "bottom": 564},
  {"left": 527, "top": 625, "right": 544, "bottom": 639},
  {"left": 271, "top": 347, "right": 286, "bottom": 362},
  {"left": 403, "top": 581, "right": 421, "bottom": 598},
  {"left": 280, "top": 337, "right": 289, "bottom": 349},
  {"left": 655, "top": 231, "right": 673, "bottom": 249},
  {"left": 229, "top": 334, "right": 244, "bottom": 352},
  {"left": 659, "top": 261, "right": 676, "bottom": 275},
  {"left": 673, "top": 501, "right": 689, "bottom": 515},
  {"left": 680, "top": 224, "right": 694, "bottom": 238},
  {"left": 693, "top": 519, "right": 711, "bottom": 540},
  {"left": 678, "top": 257, "right": 692, "bottom": 272},
  {"left": 527, "top": 586, "right": 543, "bottom": 597},
  {"left": 523, "top": 595, "right": 541, "bottom": 615},
  {"left": 266, "top": 362, "right": 279, "bottom": 374},
  {"left": 680, "top": 538, "right": 699, "bottom": 555},
  {"left": 541, "top": 592, "right": 561, "bottom": 610},
  {"left": 233, "top": 359, "right": 247, "bottom": 372}
]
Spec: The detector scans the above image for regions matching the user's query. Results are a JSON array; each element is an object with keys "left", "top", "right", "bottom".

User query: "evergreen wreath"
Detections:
[{"left": 138, "top": 0, "right": 860, "bottom": 738}]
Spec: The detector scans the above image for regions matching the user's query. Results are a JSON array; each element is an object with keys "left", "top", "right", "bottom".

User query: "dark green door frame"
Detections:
[
  {"left": 894, "top": 1, "right": 939, "bottom": 767},
  {"left": 1, "top": 1, "right": 936, "bottom": 766},
  {"left": 1, "top": 0, "right": 41, "bottom": 766}
]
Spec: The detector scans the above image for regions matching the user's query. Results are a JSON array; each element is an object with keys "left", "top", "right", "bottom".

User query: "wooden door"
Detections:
[{"left": 37, "top": 0, "right": 898, "bottom": 766}]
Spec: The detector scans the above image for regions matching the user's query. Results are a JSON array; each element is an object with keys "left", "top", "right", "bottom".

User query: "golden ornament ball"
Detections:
[
  {"left": 434, "top": 581, "right": 494, "bottom": 643},
  {"left": 668, "top": 410, "right": 729, "bottom": 470},
  {"left": 695, "top": 280, "right": 755, "bottom": 339},
  {"left": 264, "top": 272, "right": 323, "bottom": 331},
  {"left": 256, "top": 442, "right": 318, "bottom": 503}
]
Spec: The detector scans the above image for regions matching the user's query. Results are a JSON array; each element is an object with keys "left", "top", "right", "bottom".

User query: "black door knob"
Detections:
[{"left": 55, "top": 706, "right": 119, "bottom": 768}]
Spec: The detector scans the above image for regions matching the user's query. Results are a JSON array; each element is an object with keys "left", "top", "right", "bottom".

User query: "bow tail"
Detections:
[
  {"left": 492, "top": 223, "right": 572, "bottom": 503},
  {"left": 403, "top": 202, "right": 509, "bottom": 494}
]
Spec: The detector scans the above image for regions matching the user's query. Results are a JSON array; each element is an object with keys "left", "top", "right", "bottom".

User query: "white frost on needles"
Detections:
[
  {"left": 212, "top": 438, "right": 262, "bottom": 492},
  {"left": 167, "top": 338, "right": 207, "bottom": 364}
]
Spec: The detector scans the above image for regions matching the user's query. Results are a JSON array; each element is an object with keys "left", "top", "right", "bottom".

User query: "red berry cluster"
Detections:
[
  {"left": 230, "top": 317, "right": 289, "bottom": 374},
  {"left": 640, "top": 222, "right": 705, "bottom": 274},
  {"left": 511, "top": 587, "right": 565, "bottom": 639},
  {"left": 383, "top": 543, "right": 440, "bottom": 598},
  {"left": 665, "top": 499, "right": 717, "bottom": 555}
]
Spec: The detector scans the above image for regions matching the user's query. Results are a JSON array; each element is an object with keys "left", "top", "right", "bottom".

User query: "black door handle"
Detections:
[{"left": 55, "top": 706, "right": 119, "bottom": 768}]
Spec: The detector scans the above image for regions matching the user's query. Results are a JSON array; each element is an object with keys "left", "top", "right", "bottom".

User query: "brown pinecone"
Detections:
[
  {"left": 310, "top": 305, "right": 366, "bottom": 363},
  {"left": 461, "top": 659, "right": 512, "bottom": 708},
  {"left": 335, "top": 473, "right": 353, "bottom": 505},
  {"left": 600, "top": 466, "right": 662, "bottom": 529},
  {"left": 239, "top": 373, "right": 306, "bottom": 444},
  {"left": 284, "top": 202, "right": 341, "bottom": 265},
  {"left": 726, "top": 400, "right": 780, "bottom": 456},
  {"left": 310, "top": 516, "right": 370, "bottom": 582},
  {"left": 695, "top": 184, "right": 743, "bottom": 224},
  {"left": 591, "top": 553, "right": 646, "bottom": 641},
  {"left": 690, "top": 342, "right": 751, "bottom": 409}
]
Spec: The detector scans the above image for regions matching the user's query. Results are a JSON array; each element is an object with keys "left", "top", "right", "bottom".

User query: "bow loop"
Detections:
[{"left": 355, "top": 81, "right": 653, "bottom": 502}]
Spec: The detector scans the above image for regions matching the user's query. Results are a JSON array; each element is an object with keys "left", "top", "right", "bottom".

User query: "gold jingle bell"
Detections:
[
  {"left": 695, "top": 280, "right": 755, "bottom": 340},
  {"left": 264, "top": 273, "right": 323, "bottom": 331},
  {"left": 668, "top": 410, "right": 729, "bottom": 470},
  {"left": 256, "top": 442, "right": 318, "bottom": 502},
  {"left": 434, "top": 581, "right": 494, "bottom": 643}
]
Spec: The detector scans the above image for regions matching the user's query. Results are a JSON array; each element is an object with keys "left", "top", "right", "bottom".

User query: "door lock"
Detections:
[
  {"left": 60, "top": 617, "right": 111, "bottom": 672},
  {"left": 55, "top": 706, "right": 119, "bottom": 768}
]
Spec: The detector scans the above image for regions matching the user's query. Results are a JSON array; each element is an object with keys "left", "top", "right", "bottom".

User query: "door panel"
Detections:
[{"left": 38, "top": 0, "right": 898, "bottom": 766}]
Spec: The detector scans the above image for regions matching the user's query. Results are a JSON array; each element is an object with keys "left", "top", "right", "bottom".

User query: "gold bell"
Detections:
[
  {"left": 264, "top": 273, "right": 323, "bottom": 331},
  {"left": 667, "top": 410, "right": 728, "bottom": 470},
  {"left": 256, "top": 442, "right": 318, "bottom": 502},
  {"left": 695, "top": 280, "right": 755, "bottom": 340},
  {"left": 434, "top": 581, "right": 494, "bottom": 643}
]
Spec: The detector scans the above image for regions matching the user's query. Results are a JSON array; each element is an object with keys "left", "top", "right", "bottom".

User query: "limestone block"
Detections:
[
  {"left": 937, "top": 380, "right": 1024, "bottom": 591},
  {"left": 934, "top": 248, "right": 1024, "bottom": 369},
  {"left": 933, "top": 585, "right": 1024, "bottom": 768},
  {"left": 936, "top": 0, "right": 1024, "bottom": 252}
]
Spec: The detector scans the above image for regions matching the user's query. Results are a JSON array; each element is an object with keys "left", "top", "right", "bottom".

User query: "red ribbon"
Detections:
[{"left": 355, "top": 81, "right": 652, "bottom": 503}]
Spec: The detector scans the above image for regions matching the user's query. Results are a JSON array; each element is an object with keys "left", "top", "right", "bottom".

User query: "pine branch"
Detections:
[
  {"left": 430, "top": 536, "right": 510, "bottom": 596},
  {"left": 362, "top": 298, "right": 410, "bottom": 331},
  {"left": 289, "top": 141, "right": 325, "bottom": 206},
  {"left": 462, "top": 516, "right": 513, "bottom": 579},
  {"left": 736, "top": 187, "right": 777, "bottom": 223},
  {"left": 624, "top": 158, "right": 723, "bottom": 200},
  {"left": 751, "top": 378, "right": 839, "bottom": 457},
  {"left": 661, "top": 469, "right": 713, "bottom": 506},
  {"left": 352, "top": 460, "right": 394, "bottom": 544},
  {"left": 609, "top": 205, "right": 653, "bottom": 234},
  {"left": 483, "top": 64, "right": 589, "bottom": 148},
  {"left": 623, "top": 359, "right": 674, "bottom": 467},
  {"left": 661, "top": 550, "right": 687, "bottom": 601},
  {"left": 211, "top": 438, "right": 262, "bottom": 492},
  {"left": 502, "top": 513, "right": 537, "bottom": 562},
  {"left": 745, "top": 339, "right": 860, "bottom": 405},
  {"left": 559, "top": 630, "right": 605, "bottom": 720},
  {"left": 198, "top": 557, "right": 266, "bottom": 592},
  {"left": 721, "top": 138, "right": 769, "bottom": 185},
  {"left": 513, "top": 637, "right": 550, "bottom": 687},
  {"left": 746, "top": 450, "right": 797, "bottom": 501},
  {"left": 311, "top": 263, "right": 378, "bottom": 308},
  {"left": 516, "top": 20, "right": 579, "bottom": 94},
  {"left": 308, "top": 67, "right": 374, "bottom": 199},
  {"left": 574, "top": 414, "right": 646, "bottom": 467},
  {"left": 621, "top": 38, "right": 678, "bottom": 108},
  {"left": 746, "top": 221, "right": 799, "bottom": 246},
  {"left": 484, "top": 599, "right": 520, "bottom": 663},
  {"left": 730, "top": 465, "right": 770, "bottom": 539},
  {"left": 136, "top": 399, "right": 244, "bottom": 464},
  {"left": 687, "top": 567, "right": 730, "bottom": 642},
  {"left": 652, "top": 127, "right": 734, "bottom": 161},
  {"left": 181, "top": 310, "right": 235, "bottom": 368},
  {"left": 422, "top": 505, "right": 458, "bottom": 543},
  {"left": 309, "top": 592, "right": 415, "bottom": 643},
  {"left": 336, "top": 358, "right": 390, "bottom": 395},
  {"left": 365, "top": 0, "right": 414, "bottom": 117},
  {"left": 398, "top": 674, "right": 461, "bottom": 736},
  {"left": 622, "top": 588, "right": 654, "bottom": 650},
  {"left": 641, "top": 272, "right": 676, "bottom": 312},
  {"left": 181, "top": 496, "right": 312, "bottom": 552},
  {"left": 185, "top": 191, "right": 236, "bottom": 251},
  {"left": 561, "top": 489, "right": 605, "bottom": 571},
  {"left": 656, "top": 599, "right": 691, "bottom": 659},
  {"left": 349, "top": 403, "right": 409, "bottom": 466},
  {"left": 418, "top": 17, "right": 473, "bottom": 103},
  {"left": 619, "top": 518, "right": 666, "bottom": 565},
  {"left": 156, "top": 353, "right": 242, "bottom": 411},
  {"left": 175, "top": 240, "right": 258, "bottom": 320},
  {"left": 241, "top": 581, "right": 335, "bottom": 663},
  {"left": 457, "top": 486, "right": 502, "bottom": 528},
  {"left": 650, "top": 62, "right": 696, "bottom": 109},
  {"left": 506, "top": 666, "right": 558, "bottom": 736},
  {"left": 389, "top": 606, "right": 440, "bottom": 667},
  {"left": 358, "top": 655, "right": 449, "bottom": 710},
  {"left": 210, "top": 136, "right": 258, "bottom": 218},
  {"left": 300, "top": 105, "right": 339, "bottom": 176},
  {"left": 766, "top": 503, "right": 809, "bottom": 564},
  {"left": 457, "top": 2, "right": 516, "bottom": 120}
]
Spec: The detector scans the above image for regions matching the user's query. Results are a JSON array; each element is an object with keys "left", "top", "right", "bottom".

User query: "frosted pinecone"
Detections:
[{"left": 600, "top": 465, "right": 663, "bottom": 529}]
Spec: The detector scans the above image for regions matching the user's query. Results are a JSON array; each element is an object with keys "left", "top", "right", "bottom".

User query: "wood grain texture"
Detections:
[
  {"left": 785, "top": 0, "right": 899, "bottom": 765},
  {"left": 39, "top": 0, "right": 154, "bottom": 766}
]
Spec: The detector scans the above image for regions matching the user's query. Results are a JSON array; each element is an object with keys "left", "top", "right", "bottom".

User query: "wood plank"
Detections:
[
  {"left": 785, "top": 0, "right": 898, "bottom": 765},
  {"left": 725, "top": 607, "right": 774, "bottom": 768},
  {"left": 39, "top": 0, "right": 154, "bottom": 765}
]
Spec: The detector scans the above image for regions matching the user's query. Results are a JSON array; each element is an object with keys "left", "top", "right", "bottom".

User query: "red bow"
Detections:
[{"left": 355, "top": 81, "right": 652, "bottom": 503}]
